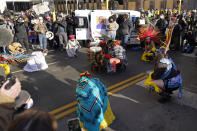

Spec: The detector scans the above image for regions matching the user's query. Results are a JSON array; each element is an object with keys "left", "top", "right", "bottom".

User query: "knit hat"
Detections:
[
  {"left": 69, "top": 35, "right": 75, "bottom": 40},
  {"left": 46, "top": 16, "right": 51, "bottom": 21}
]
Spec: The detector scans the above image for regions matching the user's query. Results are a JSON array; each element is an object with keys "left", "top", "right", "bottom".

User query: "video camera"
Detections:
[
  {"left": 0, "top": 73, "right": 16, "bottom": 89},
  {"left": 16, "top": 17, "right": 25, "bottom": 23}
]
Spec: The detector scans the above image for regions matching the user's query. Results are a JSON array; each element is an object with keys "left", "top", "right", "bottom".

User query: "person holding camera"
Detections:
[
  {"left": 53, "top": 14, "right": 67, "bottom": 51},
  {"left": 0, "top": 78, "right": 21, "bottom": 131},
  {"left": 14, "top": 17, "right": 30, "bottom": 53}
]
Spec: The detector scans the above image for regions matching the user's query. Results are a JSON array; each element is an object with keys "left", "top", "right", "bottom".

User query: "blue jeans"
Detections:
[
  {"left": 121, "top": 34, "right": 130, "bottom": 47},
  {"left": 38, "top": 34, "right": 47, "bottom": 50},
  {"left": 108, "top": 32, "right": 116, "bottom": 40}
]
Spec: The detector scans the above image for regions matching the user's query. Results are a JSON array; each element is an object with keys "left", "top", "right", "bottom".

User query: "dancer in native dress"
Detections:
[
  {"left": 137, "top": 25, "right": 161, "bottom": 62},
  {"left": 76, "top": 71, "right": 115, "bottom": 131},
  {"left": 144, "top": 25, "right": 183, "bottom": 101},
  {"left": 145, "top": 53, "right": 182, "bottom": 100}
]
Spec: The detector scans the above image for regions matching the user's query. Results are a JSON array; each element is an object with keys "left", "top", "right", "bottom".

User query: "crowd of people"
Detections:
[
  {"left": 0, "top": 7, "right": 197, "bottom": 131},
  {"left": 136, "top": 9, "right": 197, "bottom": 53},
  {"left": 0, "top": 8, "right": 80, "bottom": 56},
  {"left": 1, "top": 8, "right": 197, "bottom": 54}
]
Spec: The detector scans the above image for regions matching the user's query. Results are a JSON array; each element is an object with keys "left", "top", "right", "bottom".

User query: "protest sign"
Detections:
[
  {"left": 33, "top": 2, "right": 50, "bottom": 15},
  {"left": 91, "top": 11, "right": 112, "bottom": 38}
]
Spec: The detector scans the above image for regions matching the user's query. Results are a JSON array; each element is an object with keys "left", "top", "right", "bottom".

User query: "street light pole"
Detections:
[
  {"left": 77, "top": 0, "right": 79, "bottom": 10},
  {"left": 12, "top": 1, "right": 15, "bottom": 12},
  {"left": 106, "top": 0, "right": 109, "bottom": 10},
  {"left": 178, "top": 0, "right": 182, "bottom": 14},
  {"left": 66, "top": 0, "right": 68, "bottom": 15}
]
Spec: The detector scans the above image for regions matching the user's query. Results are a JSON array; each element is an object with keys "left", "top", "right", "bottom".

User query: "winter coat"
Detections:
[
  {"left": 0, "top": 19, "right": 6, "bottom": 28},
  {"left": 172, "top": 24, "right": 182, "bottom": 36},
  {"left": 45, "top": 20, "right": 53, "bottom": 31},
  {"left": 186, "top": 33, "right": 196, "bottom": 46},
  {"left": 3, "top": 10, "right": 11, "bottom": 18},
  {"left": 156, "top": 19, "right": 168, "bottom": 34},
  {"left": 14, "top": 22, "right": 28, "bottom": 39},
  {"left": 106, "top": 22, "right": 119, "bottom": 32},
  {"left": 34, "top": 22, "right": 48, "bottom": 35},
  {"left": 53, "top": 20, "right": 67, "bottom": 35},
  {"left": 119, "top": 19, "right": 133, "bottom": 35},
  {"left": 0, "top": 94, "right": 14, "bottom": 131}
]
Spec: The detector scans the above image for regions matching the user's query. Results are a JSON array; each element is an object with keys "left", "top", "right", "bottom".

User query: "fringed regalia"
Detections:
[
  {"left": 76, "top": 72, "right": 115, "bottom": 131},
  {"left": 145, "top": 57, "right": 182, "bottom": 98}
]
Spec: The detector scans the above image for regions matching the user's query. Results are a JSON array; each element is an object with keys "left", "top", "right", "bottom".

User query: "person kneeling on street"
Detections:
[
  {"left": 66, "top": 35, "right": 81, "bottom": 57},
  {"left": 150, "top": 54, "right": 182, "bottom": 101}
]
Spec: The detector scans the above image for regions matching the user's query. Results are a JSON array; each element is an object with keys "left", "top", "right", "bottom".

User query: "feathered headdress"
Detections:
[
  {"left": 137, "top": 25, "right": 161, "bottom": 44},
  {"left": 80, "top": 71, "right": 91, "bottom": 78}
]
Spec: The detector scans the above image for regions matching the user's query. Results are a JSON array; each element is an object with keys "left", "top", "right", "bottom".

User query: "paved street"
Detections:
[{"left": 9, "top": 47, "right": 197, "bottom": 131}]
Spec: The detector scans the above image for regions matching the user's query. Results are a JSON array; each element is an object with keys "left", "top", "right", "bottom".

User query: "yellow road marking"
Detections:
[
  {"left": 49, "top": 101, "right": 77, "bottom": 115},
  {"left": 49, "top": 73, "right": 146, "bottom": 115},
  {"left": 106, "top": 73, "right": 145, "bottom": 91},
  {"left": 54, "top": 76, "right": 147, "bottom": 120},
  {"left": 108, "top": 76, "right": 147, "bottom": 95},
  {"left": 54, "top": 107, "right": 77, "bottom": 119}
]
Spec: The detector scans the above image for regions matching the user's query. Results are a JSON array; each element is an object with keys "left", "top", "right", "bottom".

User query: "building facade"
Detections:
[
  {"left": 54, "top": 0, "right": 197, "bottom": 13},
  {"left": 0, "top": 0, "right": 41, "bottom": 13},
  {"left": 1, "top": 0, "right": 196, "bottom": 13}
]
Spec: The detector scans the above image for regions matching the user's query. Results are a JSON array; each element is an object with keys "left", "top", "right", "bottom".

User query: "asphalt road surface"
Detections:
[{"left": 8, "top": 47, "right": 197, "bottom": 131}]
